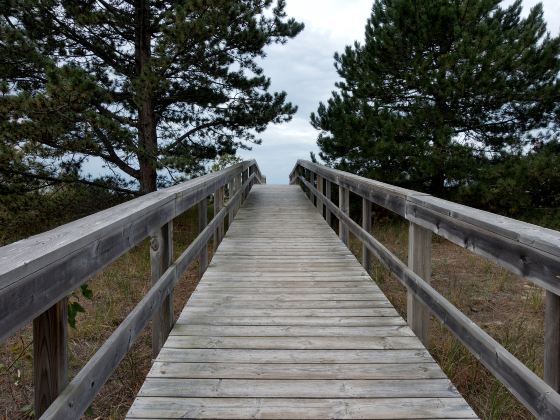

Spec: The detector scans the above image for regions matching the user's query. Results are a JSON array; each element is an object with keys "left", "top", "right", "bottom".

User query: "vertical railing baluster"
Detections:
[
  {"left": 150, "top": 221, "right": 173, "bottom": 358},
  {"left": 325, "top": 180, "right": 332, "bottom": 227},
  {"left": 407, "top": 222, "right": 432, "bottom": 346},
  {"left": 311, "top": 172, "right": 317, "bottom": 207},
  {"left": 362, "top": 198, "right": 372, "bottom": 270},
  {"left": 241, "top": 168, "right": 248, "bottom": 202},
  {"left": 33, "top": 299, "right": 68, "bottom": 418},
  {"left": 317, "top": 175, "right": 324, "bottom": 218},
  {"left": 213, "top": 187, "right": 224, "bottom": 251},
  {"left": 237, "top": 172, "right": 243, "bottom": 214},
  {"left": 339, "top": 185, "right": 349, "bottom": 245},
  {"left": 198, "top": 197, "right": 208, "bottom": 279},
  {"left": 228, "top": 178, "right": 236, "bottom": 228}
]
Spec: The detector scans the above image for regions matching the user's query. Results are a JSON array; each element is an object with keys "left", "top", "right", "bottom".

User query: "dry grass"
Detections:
[
  {"left": 348, "top": 216, "right": 543, "bottom": 420},
  {"left": 0, "top": 207, "right": 209, "bottom": 420}
]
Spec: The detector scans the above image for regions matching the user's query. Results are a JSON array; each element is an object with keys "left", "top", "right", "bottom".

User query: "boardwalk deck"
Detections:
[{"left": 127, "top": 185, "right": 477, "bottom": 419}]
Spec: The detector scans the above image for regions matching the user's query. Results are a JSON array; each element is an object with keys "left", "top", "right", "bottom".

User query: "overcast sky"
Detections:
[{"left": 238, "top": 0, "right": 560, "bottom": 184}]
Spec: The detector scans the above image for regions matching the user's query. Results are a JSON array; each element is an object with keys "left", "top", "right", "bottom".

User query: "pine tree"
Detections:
[
  {"left": 311, "top": 0, "right": 560, "bottom": 196},
  {"left": 1, "top": 0, "right": 303, "bottom": 193}
]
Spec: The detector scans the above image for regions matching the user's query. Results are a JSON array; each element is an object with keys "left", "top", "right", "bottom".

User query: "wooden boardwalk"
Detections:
[{"left": 127, "top": 185, "right": 477, "bottom": 419}]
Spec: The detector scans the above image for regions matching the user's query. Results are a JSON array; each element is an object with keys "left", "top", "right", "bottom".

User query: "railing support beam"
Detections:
[
  {"left": 150, "top": 221, "right": 173, "bottom": 358},
  {"left": 33, "top": 299, "right": 68, "bottom": 418},
  {"left": 545, "top": 291, "right": 560, "bottom": 392},
  {"left": 407, "top": 222, "right": 432, "bottom": 346}
]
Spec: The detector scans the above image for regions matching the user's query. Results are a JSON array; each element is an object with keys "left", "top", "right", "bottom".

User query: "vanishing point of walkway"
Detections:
[{"left": 126, "top": 185, "right": 477, "bottom": 419}]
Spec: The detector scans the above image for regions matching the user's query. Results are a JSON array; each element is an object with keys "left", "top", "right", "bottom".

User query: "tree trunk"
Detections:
[
  {"left": 135, "top": 0, "right": 157, "bottom": 194},
  {"left": 430, "top": 170, "right": 446, "bottom": 197}
]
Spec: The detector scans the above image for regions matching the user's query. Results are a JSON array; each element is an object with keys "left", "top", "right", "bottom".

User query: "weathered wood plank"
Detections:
[
  {"left": 188, "top": 293, "right": 389, "bottom": 301},
  {"left": 127, "top": 397, "right": 476, "bottom": 419},
  {"left": 137, "top": 378, "right": 459, "bottom": 398},
  {"left": 191, "top": 287, "right": 380, "bottom": 294},
  {"left": 179, "top": 307, "right": 399, "bottom": 317},
  {"left": 169, "top": 325, "right": 414, "bottom": 337},
  {"left": 177, "top": 316, "right": 406, "bottom": 327},
  {"left": 157, "top": 348, "right": 435, "bottom": 364},
  {"left": 185, "top": 299, "right": 393, "bottom": 308},
  {"left": 164, "top": 335, "right": 423, "bottom": 350},
  {"left": 147, "top": 362, "right": 447, "bottom": 380}
]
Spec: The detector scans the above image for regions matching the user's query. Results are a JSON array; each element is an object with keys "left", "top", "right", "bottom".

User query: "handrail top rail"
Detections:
[
  {"left": 0, "top": 160, "right": 259, "bottom": 290},
  {"left": 292, "top": 159, "right": 560, "bottom": 260}
]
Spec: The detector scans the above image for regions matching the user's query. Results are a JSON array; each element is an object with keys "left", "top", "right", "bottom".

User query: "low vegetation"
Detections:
[{"left": 0, "top": 206, "right": 209, "bottom": 419}]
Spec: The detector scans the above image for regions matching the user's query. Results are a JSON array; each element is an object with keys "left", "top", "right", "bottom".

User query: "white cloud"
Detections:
[{"left": 252, "top": 0, "right": 560, "bottom": 184}]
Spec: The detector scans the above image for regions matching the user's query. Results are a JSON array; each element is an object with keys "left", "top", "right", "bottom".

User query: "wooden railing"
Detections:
[
  {"left": 0, "top": 160, "right": 264, "bottom": 419},
  {"left": 290, "top": 159, "right": 560, "bottom": 419}
]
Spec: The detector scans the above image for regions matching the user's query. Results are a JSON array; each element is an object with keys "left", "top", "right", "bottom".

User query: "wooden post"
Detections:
[
  {"left": 198, "top": 197, "right": 208, "bottom": 279},
  {"left": 311, "top": 172, "right": 317, "bottom": 207},
  {"left": 220, "top": 186, "right": 225, "bottom": 237},
  {"left": 228, "top": 180, "right": 236, "bottom": 226},
  {"left": 33, "top": 299, "right": 68, "bottom": 418},
  {"left": 289, "top": 167, "right": 296, "bottom": 184},
  {"left": 362, "top": 198, "right": 372, "bottom": 271},
  {"left": 150, "top": 221, "right": 173, "bottom": 359},
  {"left": 213, "top": 189, "right": 220, "bottom": 251},
  {"left": 317, "top": 175, "right": 324, "bottom": 218},
  {"left": 325, "top": 180, "right": 332, "bottom": 227},
  {"left": 249, "top": 165, "right": 255, "bottom": 187},
  {"left": 241, "top": 169, "right": 248, "bottom": 201},
  {"left": 339, "top": 186, "right": 349, "bottom": 245},
  {"left": 545, "top": 291, "right": 560, "bottom": 392},
  {"left": 407, "top": 222, "right": 432, "bottom": 346},
  {"left": 219, "top": 185, "right": 225, "bottom": 240},
  {"left": 213, "top": 186, "right": 225, "bottom": 251},
  {"left": 305, "top": 169, "right": 311, "bottom": 199},
  {"left": 236, "top": 173, "right": 243, "bottom": 213}
]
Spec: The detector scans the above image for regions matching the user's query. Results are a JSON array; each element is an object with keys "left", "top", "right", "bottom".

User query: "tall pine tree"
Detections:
[
  {"left": 311, "top": 0, "right": 560, "bottom": 196},
  {"left": 1, "top": 0, "right": 303, "bottom": 193}
]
